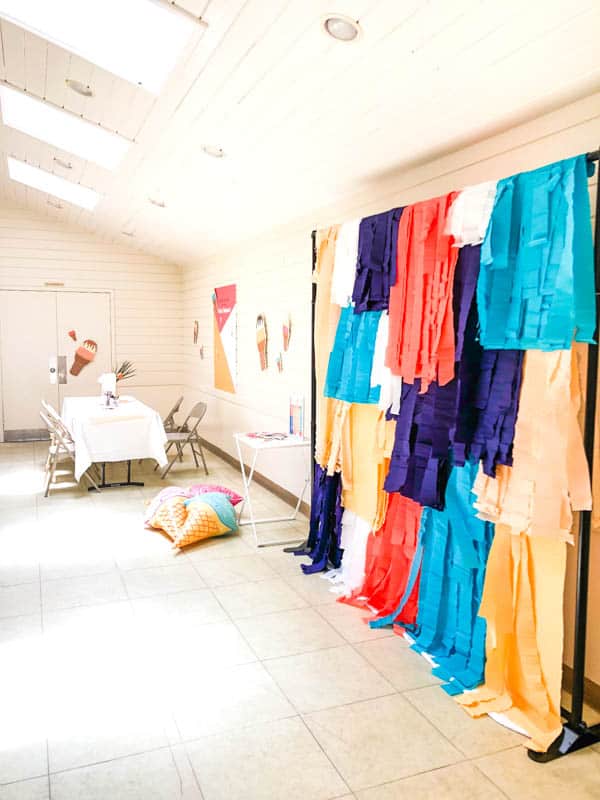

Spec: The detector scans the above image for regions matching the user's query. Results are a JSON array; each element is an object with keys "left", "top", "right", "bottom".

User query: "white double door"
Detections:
[{"left": 0, "top": 289, "right": 113, "bottom": 440}]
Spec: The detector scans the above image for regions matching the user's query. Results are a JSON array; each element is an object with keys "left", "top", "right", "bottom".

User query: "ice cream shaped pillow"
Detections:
[{"left": 70, "top": 339, "right": 97, "bottom": 375}]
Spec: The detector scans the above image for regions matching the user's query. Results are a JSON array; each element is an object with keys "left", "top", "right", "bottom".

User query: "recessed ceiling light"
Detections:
[
  {"left": 0, "top": 0, "right": 202, "bottom": 94},
  {"left": 0, "top": 85, "right": 130, "bottom": 170},
  {"left": 201, "top": 144, "right": 224, "bottom": 158},
  {"left": 148, "top": 196, "right": 166, "bottom": 208},
  {"left": 65, "top": 78, "right": 94, "bottom": 97},
  {"left": 8, "top": 157, "right": 99, "bottom": 210},
  {"left": 322, "top": 14, "right": 361, "bottom": 42},
  {"left": 53, "top": 156, "right": 73, "bottom": 170}
]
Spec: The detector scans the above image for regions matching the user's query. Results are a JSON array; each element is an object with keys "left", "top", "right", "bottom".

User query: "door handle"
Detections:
[
  {"left": 57, "top": 356, "right": 67, "bottom": 384},
  {"left": 49, "top": 355, "right": 57, "bottom": 384}
]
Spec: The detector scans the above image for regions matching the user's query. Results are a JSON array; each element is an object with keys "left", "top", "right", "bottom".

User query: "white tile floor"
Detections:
[{"left": 1, "top": 441, "right": 600, "bottom": 799}]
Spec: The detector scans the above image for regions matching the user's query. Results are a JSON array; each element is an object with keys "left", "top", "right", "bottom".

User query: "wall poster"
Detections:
[{"left": 212, "top": 284, "right": 237, "bottom": 393}]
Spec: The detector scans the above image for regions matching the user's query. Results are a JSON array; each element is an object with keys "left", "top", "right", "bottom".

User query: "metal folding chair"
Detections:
[
  {"left": 162, "top": 395, "right": 185, "bottom": 461},
  {"left": 39, "top": 411, "right": 100, "bottom": 496},
  {"left": 159, "top": 401, "right": 209, "bottom": 478},
  {"left": 163, "top": 395, "right": 184, "bottom": 432}
]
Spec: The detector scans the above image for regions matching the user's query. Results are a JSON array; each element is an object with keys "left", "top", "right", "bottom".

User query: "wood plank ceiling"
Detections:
[{"left": 0, "top": 0, "right": 598, "bottom": 264}]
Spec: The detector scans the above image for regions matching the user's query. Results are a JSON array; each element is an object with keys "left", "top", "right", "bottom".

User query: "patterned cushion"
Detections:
[
  {"left": 173, "top": 501, "right": 231, "bottom": 549},
  {"left": 144, "top": 487, "right": 188, "bottom": 527},
  {"left": 148, "top": 496, "right": 188, "bottom": 539},
  {"left": 184, "top": 492, "right": 238, "bottom": 533},
  {"left": 186, "top": 483, "right": 244, "bottom": 506},
  {"left": 148, "top": 494, "right": 232, "bottom": 550}
]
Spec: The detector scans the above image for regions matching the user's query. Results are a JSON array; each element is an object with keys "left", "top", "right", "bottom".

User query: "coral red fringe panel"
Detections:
[
  {"left": 386, "top": 192, "right": 459, "bottom": 391},
  {"left": 340, "top": 492, "right": 423, "bottom": 627}
]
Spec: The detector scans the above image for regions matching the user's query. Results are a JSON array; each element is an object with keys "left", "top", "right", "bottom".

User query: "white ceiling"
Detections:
[{"left": 0, "top": 0, "right": 598, "bottom": 265}]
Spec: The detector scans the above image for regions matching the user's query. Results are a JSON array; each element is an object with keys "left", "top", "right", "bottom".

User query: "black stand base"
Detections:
[
  {"left": 283, "top": 539, "right": 308, "bottom": 553},
  {"left": 88, "top": 461, "right": 144, "bottom": 490},
  {"left": 527, "top": 722, "right": 600, "bottom": 762}
]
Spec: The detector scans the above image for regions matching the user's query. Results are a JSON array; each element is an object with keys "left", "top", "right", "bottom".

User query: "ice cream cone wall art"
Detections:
[
  {"left": 212, "top": 284, "right": 237, "bottom": 393},
  {"left": 283, "top": 315, "right": 291, "bottom": 351},
  {"left": 256, "top": 314, "right": 268, "bottom": 370},
  {"left": 70, "top": 339, "right": 97, "bottom": 375}
]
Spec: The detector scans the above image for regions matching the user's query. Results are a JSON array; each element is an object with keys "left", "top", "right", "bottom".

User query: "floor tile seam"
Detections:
[
  {"left": 302, "top": 635, "right": 466, "bottom": 755},
  {"left": 40, "top": 559, "right": 52, "bottom": 790},
  {"left": 218, "top": 600, "right": 329, "bottom": 626},
  {"left": 186, "top": 558, "right": 275, "bottom": 675},
  {"left": 41, "top": 567, "right": 123, "bottom": 586},
  {"left": 45, "top": 742, "right": 174, "bottom": 779},
  {"left": 257, "top": 640, "right": 357, "bottom": 663},
  {"left": 312, "top": 603, "right": 395, "bottom": 646},
  {"left": 195, "top": 573, "right": 286, "bottom": 590},
  {"left": 115, "top": 559, "right": 207, "bottom": 576},
  {"left": 174, "top": 709, "right": 301, "bottom": 747},
  {"left": 296, "top": 714, "right": 352, "bottom": 796},
  {"left": 400, "top": 682, "right": 531, "bottom": 760},
  {"left": 383, "top": 672, "right": 477, "bottom": 758},
  {"left": 343, "top": 751, "right": 517, "bottom": 796},
  {"left": 468, "top": 758, "right": 515, "bottom": 799},
  {"left": 46, "top": 740, "right": 52, "bottom": 799},
  {"left": 0, "top": 578, "right": 40, "bottom": 589},
  {"left": 176, "top": 742, "right": 206, "bottom": 800}
]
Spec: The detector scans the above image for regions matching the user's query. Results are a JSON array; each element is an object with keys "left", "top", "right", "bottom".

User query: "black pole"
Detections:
[
  {"left": 283, "top": 230, "right": 317, "bottom": 553},
  {"left": 310, "top": 229, "right": 317, "bottom": 506},
  {"left": 571, "top": 150, "right": 600, "bottom": 723},
  {"left": 529, "top": 148, "right": 600, "bottom": 761}
]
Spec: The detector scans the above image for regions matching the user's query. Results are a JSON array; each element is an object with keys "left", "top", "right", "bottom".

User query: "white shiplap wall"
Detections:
[
  {"left": 0, "top": 206, "right": 184, "bottom": 419},
  {"left": 182, "top": 89, "right": 600, "bottom": 683}
]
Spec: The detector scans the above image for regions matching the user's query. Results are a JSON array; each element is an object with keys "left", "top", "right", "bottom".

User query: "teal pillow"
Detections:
[{"left": 184, "top": 491, "right": 238, "bottom": 532}]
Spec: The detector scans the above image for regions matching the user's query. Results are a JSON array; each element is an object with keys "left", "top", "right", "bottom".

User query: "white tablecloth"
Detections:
[{"left": 62, "top": 396, "right": 167, "bottom": 480}]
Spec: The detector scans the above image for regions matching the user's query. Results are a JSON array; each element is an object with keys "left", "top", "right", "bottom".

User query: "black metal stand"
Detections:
[
  {"left": 88, "top": 460, "right": 144, "bottom": 490},
  {"left": 283, "top": 230, "right": 318, "bottom": 554},
  {"left": 306, "top": 151, "right": 600, "bottom": 761},
  {"left": 528, "top": 146, "right": 600, "bottom": 762}
]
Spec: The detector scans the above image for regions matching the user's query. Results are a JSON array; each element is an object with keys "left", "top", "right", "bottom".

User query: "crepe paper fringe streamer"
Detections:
[
  {"left": 331, "top": 220, "right": 360, "bottom": 307},
  {"left": 383, "top": 246, "right": 483, "bottom": 508},
  {"left": 336, "top": 510, "right": 372, "bottom": 596},
  {"left": 477, "top": 155, "right": 596, "bottom": 350},
  {"left": 446, "top": 181, "right": 498, "bottom": 248},
  {"left": 340, "top": 493, "right": 423, "bottom": 627},
  {"left": 473, "top": 348, "right": 591, "bottom": 544},
  {"left": 324, "top": 305, "right": 382, "bottom": 403},
  {"left": 454, "top": 349, "right": 524, "bottom": 477},
  {"left": 386, "top": 192, "right": 459, "bottom": 391},
  {"left": 384, "top": 245, "right": 525, "bottom": 507},
  {"left": 291, "top": 463, "right": 343, "bottom": 573},
  {"left": 352, "top": 207, "right": 403, "bottom": 313},
  {"left": 405, "top": 462, "right": 494, "bottom": 695},
  {"left": 456, "top": 527, "right": 566, "bottom": 752}
]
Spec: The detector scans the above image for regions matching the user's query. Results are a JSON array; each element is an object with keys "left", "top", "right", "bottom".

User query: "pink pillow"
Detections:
[{"left": 186, "top": 483, "right": 243, "bottom": 506}]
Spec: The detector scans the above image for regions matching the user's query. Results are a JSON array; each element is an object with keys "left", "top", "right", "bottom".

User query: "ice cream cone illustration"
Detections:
[
  {"left": 256, "top": 314, "right": 268, "bottom": 370},
  {"left": 283, "top": 315, "right": 291, "bottom": 351},
  {"left": 70, "top": 339, "right": 97, "bottom": 375},
  {"left": 68, "top": 330, "right": 77, "bottom": 341}
]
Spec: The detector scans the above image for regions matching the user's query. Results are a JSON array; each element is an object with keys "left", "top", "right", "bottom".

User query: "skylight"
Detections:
[
  {"left": 7, "top": 157, "right": 99, "bottom": 211},
  {"left": 0, "top": 86, "right": 130, "bottom": 170},
  {"left": 0, "top": 0, "right": 198, "bottom": 94}
]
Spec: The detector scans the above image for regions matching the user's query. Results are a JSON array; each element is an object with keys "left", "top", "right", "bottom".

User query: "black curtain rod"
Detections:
[{"left": 587, "top": 149, "right": 600, "bottom": 162}]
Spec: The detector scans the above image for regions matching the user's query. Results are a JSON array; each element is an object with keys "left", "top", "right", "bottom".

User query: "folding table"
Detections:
[{"left": 233, "top": 433, "right": 310, "bottom": 547}]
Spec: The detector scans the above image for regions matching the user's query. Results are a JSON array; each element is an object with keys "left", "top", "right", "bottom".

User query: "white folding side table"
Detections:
[{"left": 233, "top": 433, "right": 310, "bottom": 548}]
